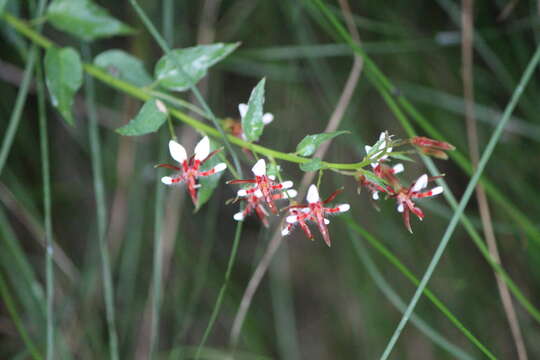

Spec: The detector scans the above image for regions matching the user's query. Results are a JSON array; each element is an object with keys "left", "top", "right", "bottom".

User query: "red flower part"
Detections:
[
  {"left": 410, "top": 136, "right": 455, "bottom": 151},
  {"left": 227, "top": 159, "right": 295, "bottom": 214},
  {"left": 157, "top": 136, "right": 227, "bottom": 206},
  {"left": 233, "top": 189, "right": 297, "bottom": 227},
  {"left": 282, "top": 185, "right": 350, "bottom": 247},
  {"left": 391, "top": 174, "right": 443, "bottom": 233},
  {"left": 359, "top": 163, "right": 404, "bottom": 200}
]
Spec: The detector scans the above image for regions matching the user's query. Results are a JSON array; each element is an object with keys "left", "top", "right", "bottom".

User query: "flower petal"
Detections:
[
  {"left": 194, "top": 136, "right": 210, "bottom": 161},
  {"left": 252, "top": 158, "right": 266, "bottom": 176},
  {"left": 168, "top": 140, "right": 187, "bottom": 163},
  {"left": 306, "top": 184, "right": 320, "bottom": 203},
  {"left": 262, "top": 113, "right": 274, "bottom": 125},
  {"left": 238, "top": 103, "right": 248, "bottom": 118},
  {"left": 412, "top": 174, "right": 428, "bottom": 192}
]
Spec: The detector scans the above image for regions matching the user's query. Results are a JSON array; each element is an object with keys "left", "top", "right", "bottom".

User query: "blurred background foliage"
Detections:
[{"left": 1, "top": 0, "right": 540, "bottom": 359}]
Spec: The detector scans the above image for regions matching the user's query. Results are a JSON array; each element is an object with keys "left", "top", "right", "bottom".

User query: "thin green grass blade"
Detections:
[{"left": 379, "top": 42, "right": 540, "bottom": 360}]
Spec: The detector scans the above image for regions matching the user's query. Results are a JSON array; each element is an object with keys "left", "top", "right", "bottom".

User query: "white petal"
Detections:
[
  {"left": 156, "top": 99, "right": 167, "bottom": 114},
  {"left": 338, "top": 204, "right": 350, "bottom": 212},
  {"left": 306, "top": 185, "right": 320, "bottom": 203},
  {"left": 254, "top": 189, "right": 263, "bottom": 198},
  {"left": 268, "top": 175, "right": 276, "bottom": 181},
  {"left": 262, "top": 113, "right": 274, "bottom": 125},
  {"left": 372, "top": 191, "right": 379, "bottom": 200},
  {"left": 281, "top": 181, "right": 293, "bottom": 189},
  {"left": 393, "top": 163, "right": 404, "bottom": 174},
  {"left": 397, "top": 203, "right": 404, "bottom": 213},
  {"left": 324, "top": 218, "right": 330, "bottom": 224},
  {"left": 379, "top": 132, "right": 386, "bottom": 142},
  {"left": 252, "top": 159, "right": 266, "bottom": 176},
  {"left": 213, "top": 163, "right": 227, "bottom": 173},
  {"left": 285, "top": 189, "right": 297, "bottom": 198},
  {"left": 286, "top": 215, "right": 298, "bottom": 224},
  {"left": 365, "top": 145, "right": 372, "bottom": 154},
  {"left": 238, "top": 103, "right": 248, "bottom": 118},
  {"left": 161, "top": 176, "right": 173, "bottom": 185},
  {"left": 412, "top": 174, "right": 428, "bottom": 192},
  {"left": 168, "top": 140, "right": 187, "bottom": 163},
  {"left": 233, "top": 212, "right": 245, "bottom": 221},
  {"left": 237, "top": 189, "right": 247, "bottom": 197},
  {"left": 431, "top": 186, "right": 443, "bottom": 196},
  {"left": 194, "top": 136, "right": 210, "bottom": 160},
  {"left": 281, "top": 227, "right": 290, "bottom": 236},
  {"left": 386, "top": 146, "right": 393, "bottom": 153}
]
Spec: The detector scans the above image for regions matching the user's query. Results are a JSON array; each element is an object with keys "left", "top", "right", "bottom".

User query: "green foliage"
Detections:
[
  {"left": 196, "top": 140, "right": 225, "bottom": 211},
  {"left": 94, "top": 50, "right": 153, "bottom": 87},
  {"left": 116, "top": 99, "right": 168, "bottom": 136},
  {"left": 241, "top": 78, "right": 266, "bottom": 142},
  {"left": 0, "top": 0, "right": 7, "bottom": 15},
  {"left": 46, "top": 0, "right": 133, "bottom": 41},
  {"left": 44, "top": 47, "right": 82, "bottom": 126},
  {"left": 154, "top": 43, "right": 240, "bottom": 91},
  {"left": 295, "top": 130, "right": 349, "bottom": 156},
  {"left": 299, "top": 157, "right": 323, "bottom": 172}
]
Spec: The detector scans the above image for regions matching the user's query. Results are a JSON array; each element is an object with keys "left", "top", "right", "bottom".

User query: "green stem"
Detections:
[
  {"left": 37, "top": 59, "right": 55, "bottom": 360},
  {"left": 379, "top": 41, "right": 540, "bottom": 360},
  {"left": 195, "top": 222, "right": 243, "bottom": 360},
  {"left": 344, "top": 220, "right": 496, "bottom": 359},
  {"left": 83, "top": 45, "right": 119, "bottom": 360},
  {"left": 128, "top": 0, "right": 244, "bottom": 177},
  {"left": 0, "top": 273, "right": 43, "bottom": 360}
]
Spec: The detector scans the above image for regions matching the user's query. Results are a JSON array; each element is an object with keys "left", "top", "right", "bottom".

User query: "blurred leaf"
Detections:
[
  {"left": 116, "top": 99, "right": 168, "bottom": 136},
  {"left": 154, "top": 43, "right": 239, "bottom": 91},
  {"left": 94, "top": 49, "right": 152, "bottom": 87},
  {"left": 389, "top": 152, "right": 415, "bottom": 162},
  {"left": 241, "top": 78, "right": 266, "bottom": 142},
  {"left": 196, "top": 139, "right": 225, "bottom": 211},
  {"left": 295, "top": 130, "right": 349, "bottom": 156},
  {"left": 44, "top": 46, "right": 83, "bottom": 126},
  {"left": 46, "top": 0, "right": 133, "bottom": 41},
  {"left": 359, "top": 169, "right": 387, "bottom": 188},
  {"left": 0, "top": 0, "right": 7, "bottom": 15},
  {"left": 300, "top": 157, "right": 323, "bottom": 172},
  {"left": 266, "top": 162, "right": 281, "bottom": 178}
]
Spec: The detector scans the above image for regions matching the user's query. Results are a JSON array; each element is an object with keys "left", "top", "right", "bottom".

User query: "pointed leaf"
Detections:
[
  {"left": 359, "top": 169, "right": 388, "bottom": 188},
  {"left": 241, "top": 78, "right": 266, "bottom": 142},
  {"left": 196, "top": 139, "right": 224, "bottom": 211},
  {"left": 155, "top": 43, "right": 239, "bottom": 91},
  {"left": 300, "top": 157, "right": 323, "bottom": 172},
  {"left": 116, "top": 99, "right": 168, "bottom": 136},
  {"left": 44, "top": 47, "right": 83, "bottom": 126},
  {"left": 47, "top": 0, "right": 133, "bottom": 41},
  {"left": 296, "top": 130, "right": 349, "bottom": 157},
  {"left": 94, "top": 50, "right": 152, "bottom": 87}
]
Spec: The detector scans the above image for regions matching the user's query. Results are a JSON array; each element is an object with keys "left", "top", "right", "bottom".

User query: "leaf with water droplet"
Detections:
[{"left": 241, "top": 78, "right": 266, "bottom": 142}]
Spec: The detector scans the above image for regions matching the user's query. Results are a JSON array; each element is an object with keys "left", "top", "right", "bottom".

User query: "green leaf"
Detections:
[
  {"left": 116, "top": 99, "right": 168, "bottom": 136},
  {"left": 196, "top": 139, "right": 225, "bottom": 211},
  {"left": 241, "top": 78, "right": 266, "bottom": 142},
  {"left": 94, "top": 50, "right": 152, "bottom": 87},
  {"left": 389, "top": 152, "right": 415, "bottom": 162},
  {"left": 154, "top": 43, "right": 239, "bottom": 91},
  {"left": 300, "top": 157, "right": 323, "bottom": 172},
  {"left": 266, "top": 162, "right": 281, "bottom": 178},
  {"left": 47, "top": 0, "right": 133, "bottom": 41},
  {"left": 296, "top": 130, "right": 349, "bottom": 157},
  {"left": 0, "top": 0, "right": 7, "bottom": 15},
  {"left": 44, "top": 47, "right": 83, "bottom": 126},
  {"left": 359, "top": 169, "right": 387, "bottom": 189}
]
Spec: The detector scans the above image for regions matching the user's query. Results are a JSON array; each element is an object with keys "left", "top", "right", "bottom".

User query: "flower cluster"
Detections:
[
  {"left": 358, "top": 132, "right": 451, "bottom": 232},
  {"left": 156, "top": 128, "right": 454, "bottom": 243}
]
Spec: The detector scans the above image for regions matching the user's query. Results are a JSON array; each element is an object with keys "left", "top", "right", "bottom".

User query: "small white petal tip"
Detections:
[
  {"left": 431, "top": 186, "right": 444, "bottom": 196},
  {"left": 156, "top": 99, "right": 167, "bottom": 113},
  {"left": 286, "top": 215, "right": 298, "bottom": 224},
  {"left": 252, "top": 159, "right": 266, "bottom": 176},
  {"left": 254, "top": 189, "right": 263, "bottom": 198},
  {"left": 237, "top": 189, "right": 247, "bottom": 197},
  {"left": 194, "top": 136, "right": 210, "bottom": 160},
  {"left": 238, "top": 103, "right": 248, "bottom": 118},
  {"left": 365, "top": 145, "right": 372, "bottom": 154},
  {"left": 397, "top": 203, "right": 404, "bottom": 213},
  {"left": 233, "top": 212, "right": 245, "bottom": 221},
  {"left": 281, "top": 228, "right": 290, "bottom": 236},
  {"left": 214, "top": 163, "right": 227, "bottom": 173},
  {"left": 324, "top": 219, "right": 330, "bottom": 225},
  {"left": 169, "top": 140, "right": 187, "bottom": 163},
  {"left": 338, "top": 204, "right": 350, "bottom": 212},
  {"left": 412, "top": 174, "right": 428, "bottom": 192},
  {"left": 372, "top": 192, "right": 380, "bottom": 200},
  {"left": 161, "top": 176, "right": 173, "bottom": 185},
  {"left": 262, "top": 113, "right": 274, "bottom": 125},
  {"left": 306, "top": 185, "right": 320, "bottom": 203},
  {"left": 393, "top": 163, "right": 404, "bottom": 174},
  {"left": 281, "top": 181, "right": 293, "bottom": 189},
  {"left": 285, "top": 189, "right": 297, "bottom": 198}
]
